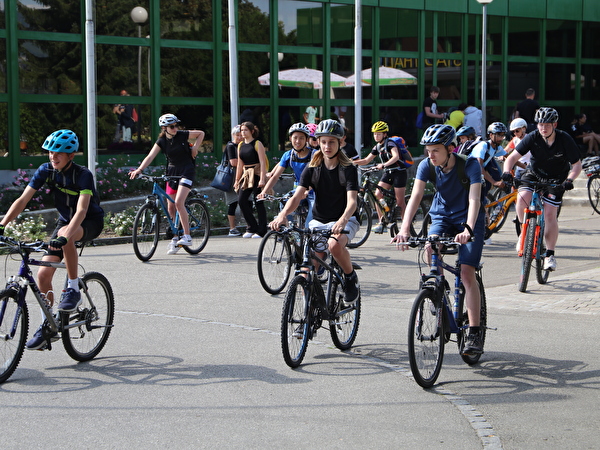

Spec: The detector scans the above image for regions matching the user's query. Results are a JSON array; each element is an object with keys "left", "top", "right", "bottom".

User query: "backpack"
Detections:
[
  {"left": 427, "top": 153, "right": 470, "bottom": 192},
  {"left": 45, "top": 163, "right": 101, "bottom": 206},
  {"left": 388, "top": 136, "right": 413, "bottom": 169},
  {"left": 311, "top": 163, "right": 347, "bottom": 188},
  {"left": 456, "top": 138, "right": 481, "bottom": 157},
  {"left": 415, "top": 111, "right": 425, "bottom": 129}
]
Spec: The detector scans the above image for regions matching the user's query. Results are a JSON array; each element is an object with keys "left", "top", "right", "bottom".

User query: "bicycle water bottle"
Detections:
[{"left": 379, "top": 198, "right": 390, "bottom": 213}]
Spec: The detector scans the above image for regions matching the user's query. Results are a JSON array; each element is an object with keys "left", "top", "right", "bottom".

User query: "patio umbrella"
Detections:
[
  {"left": 346, "top": 66, "right": 417, "bottom": 86},
  {"left": 258, "top": 68, "right": 348, "bottom": 90}
]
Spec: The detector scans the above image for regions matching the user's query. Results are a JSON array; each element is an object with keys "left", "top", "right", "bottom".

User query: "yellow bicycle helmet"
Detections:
[{"left": 371, "top": 121, "right": 389, "bottom": 133}]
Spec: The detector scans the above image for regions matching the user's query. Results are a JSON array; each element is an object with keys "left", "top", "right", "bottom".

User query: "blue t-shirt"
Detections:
[
  {"left": 415, "top": 156, "right": 483, "bottom": 224},
  {"left": 278, "top": 148, "right": 313, "bottom": 186},
  {"left": 470, "top": 141, "right": 506, "bottom": 167}
]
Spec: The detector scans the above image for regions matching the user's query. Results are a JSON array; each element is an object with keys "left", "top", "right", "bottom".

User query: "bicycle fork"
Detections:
[{"left": 517, "top": 208, "right": 542, "bottom": 256}]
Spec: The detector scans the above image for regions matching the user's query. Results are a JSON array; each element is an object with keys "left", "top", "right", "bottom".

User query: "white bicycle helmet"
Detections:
[
  {"left": 535, "top": 107, "right": 559, "bottom": 124},
  {"left": 159, "top": 113, "right": 180, "bottom": 127},
  {"left": 510, "top": 118, "right": 527, "bottom": 131}
]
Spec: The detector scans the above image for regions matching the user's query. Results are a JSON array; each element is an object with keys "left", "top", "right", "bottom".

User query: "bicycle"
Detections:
[
  {"left": 132, "top": 174, "right": 211, "bottom": 261},
  {"left": 256, "top": 192, "right": 308, "bottom": 295},
  {"left": 406, "top": 234, "right": 488, "bottom": 388},
  {"left": 352, "top": 166, "right": 432, "bottom": 248},
  {"left": 516, "top": 179, "right": 560, "bottom": 293},
  {"left": 484, "top": 181, "right": 520, "bottom": 239},
  {"left": 0, "top": 236, "right": 114, "bottom": 383},
  {"left": 280, "top": 226, "right": 361, "bottom": 368},
  {"left": 583, "top": 156, "right": 600, "bottom": 214}
]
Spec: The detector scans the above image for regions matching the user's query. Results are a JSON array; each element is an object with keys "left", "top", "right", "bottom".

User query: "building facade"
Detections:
[{"left": 0, "top": 0, "right": 599, "bottom": 172}]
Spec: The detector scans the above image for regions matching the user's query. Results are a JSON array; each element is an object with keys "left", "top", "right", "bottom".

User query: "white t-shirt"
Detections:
[{"left": 305, "top": 106, "right": 318, "bottom": 124}]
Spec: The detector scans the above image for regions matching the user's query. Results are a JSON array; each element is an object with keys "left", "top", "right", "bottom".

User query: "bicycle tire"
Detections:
[
  {"left": 281, "top": 276, "right": 310, "bottom": 368},
  {"left": 182, "top": 198, "right": 211, "bottom": 254},
  {"left": 587, "top": 174, "right": 600, "bottom": 215},
  {"left": 0, "top": 289, "right": 28, "bottom": 383},
  {"left": 257, "top": 230, "right": 293, "bottom": 295},
  {"left": 406, "top": 193, "right": 433, "bottom": 237},
  {"left": 485, "top": 189, "right": 512, "bottom": 239},
  {"left": 536, "top": 221, "right": 550, "bottom": 285},
  {"left": 132, "top": 203, "right": 160, "bottom": 262},
  {"left": 407, "top": 288, "right": 445, "bottom": 388},
  {"left": 329, "top": 279, "right": 361, "bottom": 350},
  {"left": 458, "top": 275, "right": 487, "bottom": 365},
  {"left": 347, "top": 195, "right": 372, "bottom": 249},
  {"left": 519, "top": 216, "right": 537, "bottom": 292},
  {"left": 62, "top": 272, "right": 114, "bottom": 362}
]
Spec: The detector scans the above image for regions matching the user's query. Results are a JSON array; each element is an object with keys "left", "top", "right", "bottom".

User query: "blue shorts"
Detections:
[{"left": 427, "top": 213, "right": 485, "bottom": 268}]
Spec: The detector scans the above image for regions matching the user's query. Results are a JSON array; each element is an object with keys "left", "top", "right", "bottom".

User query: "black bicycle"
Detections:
[
  {"left": 280, "top": 226, "right": 361, "bottom": 368},
  {"left": 406, "top": 234, "right": 488, "bottom": 388},
  {"left": 583, "top": 156, "right": 600, "bottom": 214}
]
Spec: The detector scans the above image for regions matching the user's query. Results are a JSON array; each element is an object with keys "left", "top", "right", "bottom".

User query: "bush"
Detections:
[
  {"left": 104, "top": 206, "right": 137, "bottom": 236},
  {"left": 5, "top": 214, "right": 48, "bottom": 241}
]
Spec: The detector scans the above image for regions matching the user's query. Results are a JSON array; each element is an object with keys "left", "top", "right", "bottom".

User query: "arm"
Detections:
[
  {"left": 234, "top": 145, "right": 244, "bottom": 191},
  {"left": 270, "top": 186, "right": 307, "bottom": 230},
  {"left": 378, "top": 146, "right": 400, "bottom": 170},
  {"left": 425, "top": 106, "right": 444, "bottom": 120},
  {"left": 566, "top": 160, "right": 582, "bottom": 182},
  {"left": 0, "top": 186, "right": 37, "bottom": 227},
  {"left": 257, "top": 165, "right": 285, "bottom": 199},
  {"left": 256, "top": 141, "right": 268, "bottom": 187},
  {"left": 332, "top": 190, "right": 358, "bottom": 235},
  {"left": 502, "top": 150, "right": 522, "bottom": 174},
  {"left": 455, "top": 182, "right": 481, "bottom": 244},
  {"left": 129, "top": 143, "right": 161, "bottom": 179},
  {"left": 354, "top": 153, "right": 376, "bottom": 166},
  {"left": 394, "top": 179, "right": 426, "bottom": 244},
  {"left": 188, "top": 130, "right": 205, "bottom": 159}
]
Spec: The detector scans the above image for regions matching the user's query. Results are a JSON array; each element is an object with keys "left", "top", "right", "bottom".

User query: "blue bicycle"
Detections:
[
  {"left": 132, "top": 174, "right": 211, "bottom": 261},
  {"left": 406, "top": 234, "right": 488, "bottom": 388}
]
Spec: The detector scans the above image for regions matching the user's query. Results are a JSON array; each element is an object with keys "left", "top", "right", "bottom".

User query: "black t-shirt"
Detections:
[
  {"left": 422, "top": 96, "right": 437, "bottom": 127},
  {"left": 225, "top": 141, "right": 237, "bottom": 164},
  {"left": 516, "top": 99, "right": 540, "bottom": 124},
  {"left": 157, "top": 130, "right": 193, "bottom": 168},
  {"left": 341, "top": 142, "right": 358, "bottom": 160},
  {"left": 299, "top": 162, "right": 358, "bottom": 223},
  {"left": 371, "top": 139, "right": 402, "bottom": 169},
  {"left": 238, "top": 139, "right": 260, "bottom": 165},
  {"left": 515, "top": 129, "right": 580, "bottom": 180}
]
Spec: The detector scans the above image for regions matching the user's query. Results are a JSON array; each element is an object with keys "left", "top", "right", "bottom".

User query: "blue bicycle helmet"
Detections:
[
  {"left": 42, "top": 129, "right": 79, "bottom": 153},
  {"left": 420, "top": 124, "right": 456, "bottom": 147},
  {"left": 456, "top": 126, "right": 475, "bottom": 137}
]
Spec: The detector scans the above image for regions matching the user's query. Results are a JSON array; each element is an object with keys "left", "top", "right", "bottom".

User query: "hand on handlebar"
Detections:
[
  {"left": 269, "top": 214, "right": 288, "bottom": 231},
  {"left": 563, "top": 179, "right": 574, "bottom": 191},
  {"left": 391, "top": 231, "right": 411, "bottom": 251},
  {"left": 129, "top": 168, "right": 142, "bottom": 180},
  {"left": 501, "top": 172, "right": 513, "bottom": 183}
]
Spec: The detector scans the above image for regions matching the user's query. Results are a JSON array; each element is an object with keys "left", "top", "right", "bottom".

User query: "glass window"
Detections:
[
  {"left": 437, "top": 12, "right": 462, "bottom": 54},
  {"left": 96, "top": 44, "right": 142, "bottom": 97},
  {"left": 508, "top": 18, "right": 540, "bottom": 57},
  {"left": 17, "top": 0, "right": 80, "bottom": 33},
  {"left": 0, "top": 39, "right": 5, "bottom": 93},
  {"left": 159, "top": 0, "right": 212, "bottom": 41},
  {"left": 96, "top": 2, "right": 150, "bottom": 38},
  {"left": 507, "top": 62, "right": 539, "bottom": 103},
  {"left": 238, "top": 0, "right": 270, "bottom": 45},
  {"left": 0, "top": 1, "right": 4, "bottom": 29},
  {"left": 487, "top": 15, "right": 502, "bottom": 56},
  {"left": 582, "top": 22, "right": 600, "bottom": 59},
  {"left": 546, "top": 20, "right": 576, "bottom": 58},
  {"left": 466, "top": 15, "right": 478, "bottom": 54},
  {"left": 330, "top": 4, "right": 354, "bottom": 50},
  {"left": 19, "top": 103, "right": 83, "bottom": 156},
  {"left": 239, "top": 51, "right": 270, "bottom": 99},
  {"left": 19, "top": 41, "right": 82, "bottom": 95},
  {"left": 0, "top": 103, "right": 6, "bottom": 156},
  {"left": 239, "top": 105, "right": 271, "bottom": 150},
  {"left": 99, "top": 103, "right": 152, "bottom": 153},
  {"left": 545, "top": 63, "right": 576, "bottom": 101},
  {"left": 580, "top": 64, "right": 600, "bottom": 101},
  {"left": 160, "top": 48, "right": 213, "bottom": 98},
  {"left": 161, "top": 105, "right": 214, "bottom": 153}
]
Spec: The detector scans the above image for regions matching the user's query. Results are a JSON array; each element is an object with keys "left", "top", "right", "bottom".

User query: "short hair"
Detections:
[
  {"left": 457, "top": 102, "right": 468, "bottom": 111},
  {"left": 430, "top": 86, "right": 440, "bottom": 94},
  {"left": 526, "top": 88, "right": 535, "bottom": 96}
]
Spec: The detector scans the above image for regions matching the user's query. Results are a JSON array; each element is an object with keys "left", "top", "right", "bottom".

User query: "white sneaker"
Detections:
[
  {"left": 176, "top": 235, "right": 193, "bottom": 246},
  {"left": 242, "top": 232, "right": 253, "bottom": 238},
  {"left": 543, "top": 255, "right": 557, "bottom": 271},
  {"left": 167, "top": 240, "right": 180, "bottom": 255},
  {"left": 251, "top": 233, "right": 262, "bottom": 238}
]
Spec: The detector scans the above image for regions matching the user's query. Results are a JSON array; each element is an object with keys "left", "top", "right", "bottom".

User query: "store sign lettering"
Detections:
[{"left": 383, "top": 58, "right": 462, "bottom": 69}]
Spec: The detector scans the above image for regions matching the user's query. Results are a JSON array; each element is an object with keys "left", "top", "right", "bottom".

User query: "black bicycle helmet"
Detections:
[
  {"left": 456, "top": 126, "right": 475, "bottom": 137},
  {"left": 487, "top": 122, "right": 508, "bottom": 135},
  {"left": 314, "top": 119, "right": 345, "bottom": 139},
  {"left": 535, "top": 107, "right": 559, "bottom": 123},
  {"left": 420, "top": 124, "right": 456, "bottom": 147},
  {"left": 42, "top": 129, "right": 79, "bottom": 153},
  {"left": 288, "top": 122, "right": 310, "bottom": 137}
]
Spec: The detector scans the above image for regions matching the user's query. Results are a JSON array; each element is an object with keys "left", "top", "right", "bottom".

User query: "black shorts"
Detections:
[
  {"left": 519, "top": 171, "right": 566, "bottom": 207},
  {"left": 53, "top": 217, "right": 104, "bottom": 243},
  {"left": 380, "top": 169, "right": 407, "bottom": 188},
  {"left": 166, "top": 164, "right": 195, "bottom": 191}
]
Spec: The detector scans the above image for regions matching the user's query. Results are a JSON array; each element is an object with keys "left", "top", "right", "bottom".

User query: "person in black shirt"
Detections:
[{"left": 515, "top": 88, "right": 540, "bottom": 132}]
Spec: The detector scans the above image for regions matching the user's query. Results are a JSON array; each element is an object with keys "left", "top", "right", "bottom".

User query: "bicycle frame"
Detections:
[
  {"left": 517, "top": 189, "right": 545, "bottom": 257},
  {"left": 360, "top": 171, "right": 399, "bottom": 220},
  {"left": 148, "top": 182, "right": 183, "bottom": 234},
  {"left": 486, "top": 188, "right": 517, "bottom": 232}
]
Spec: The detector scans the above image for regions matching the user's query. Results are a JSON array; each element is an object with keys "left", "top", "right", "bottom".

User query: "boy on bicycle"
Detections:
[
  {"left": 269, "top": 119, "right": 360, "bottom": 305},
  {"left": 502, "top": 107, "right": 581, "bottom": 271},
  {"left": 392, "top": 124, "right": 486, "bottom": 355},
  {"left": 354, "top": 121, "right": 412, "bottom": 233},
  {"left": 0, "top": 130, "right": 104, "bottom": 350}
]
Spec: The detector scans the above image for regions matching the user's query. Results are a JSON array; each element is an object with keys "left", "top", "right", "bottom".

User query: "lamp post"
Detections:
[
  {"left": 131, "top": 6, "right": 148, "bottom": 144},
  {"left": 477, "top": 0, "right": 493, "bottom": 133}
]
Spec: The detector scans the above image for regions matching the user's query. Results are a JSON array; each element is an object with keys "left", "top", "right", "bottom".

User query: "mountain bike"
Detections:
[
  {"left": 257, "top": 192, "right": 308, "bottom": 295},
  {"left": 132, "top": 174, "right": 211, "bottom": 261},
  {"left": 583, "top": 156, "right": 600, "bottom": 214},
  {"left": 516, "top": 180, "right": 560, "bottom": 292},
  {"left": 484, "top": 182, "right": 520, "bottom": 239},
  {"left": 0, "top": 236, "right": 114, "bottom": 383},
  {"left": 406, "top": 234, "right": 488, "bottom": 388},
  {"left": 280, "top": 226, "right": 361, "bottom": 368},
  {"left": 352, "top": 166, "right": 432, "bottom": 248}
]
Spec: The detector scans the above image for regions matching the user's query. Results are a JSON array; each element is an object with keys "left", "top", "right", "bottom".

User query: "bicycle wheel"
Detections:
[
  {"left": 347, "top": 196, "right": 372, "bottom": 249},
  {"left": 458, "top": 275, "right": 487, "bottom": 365},
  {"left": 182, "top": 198, "right": 211, "bottom": 254},
  {"left": 281, "top": 276, "right": 310, "bottom": 368},
  {"left": 587, "top": 174, "right": 600, "bottom": 214},
  {"left": 132, "top": 203, "right": 160, "bottom": 262},
  {"left": 0, "top": 290, "right": 28, "bottom": 383},
  {"left": 257, "top": 230, "right": 292, "bottom": 295},
  {"left": 62, "top": 272, "right": 114, "bottom": 362},
  {"left": 536, "top": 221, "right": 550, "bottom": 285},
  {"left": 485, "top": 190, "right": 512, "bottom": 239},
  {"left": 406, "top": 193, "right": 433, "bottom": 237},
  {"left": 518, "top": 216, "right": 537, "bottom": 293},
  {"left": 329, "top": 279, "right": 361, "bottom": 350},
  {"left": 407, "top": 289, "right": 445, "bottom": 388}
]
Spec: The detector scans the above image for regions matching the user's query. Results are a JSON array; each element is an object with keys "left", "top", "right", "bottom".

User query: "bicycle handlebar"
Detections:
[{"left": 136, "top": 173, "right": 183, "bottom": 183}]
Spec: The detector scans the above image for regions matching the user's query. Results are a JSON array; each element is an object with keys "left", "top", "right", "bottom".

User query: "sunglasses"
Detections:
[{"left": 168, "top": 124, "right": 177, "bottom": 129}]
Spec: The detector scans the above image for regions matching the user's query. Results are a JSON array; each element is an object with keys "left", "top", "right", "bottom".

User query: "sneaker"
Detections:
[
  {"left": 462, "top": 333, "right": 483, "bottom": 356},
  {"left": 228, "top": 228, "right": 242, "bottom": 237},
  {"left": 242, "top": 232, "right": 253, "bottom": 238},
  {"left": 176, "top": 235, "right": 193, "bottom": 246},
  {"left": 26, "top": 320, "right": 59, "bottom": 351},
  {"left": 544, "top": 255, "right": 557, "bottom": 271},
  {"left": 167, "top": 240, "right": 181, "bottom": 254},
  {"left": 484, "top": 238, "right": 492, "bottom": 245},
  {"left": 58, "top": 288, "right": 82, "bottom": 312},
  {"left": 372, "top": 222, "right": 385, "bottom": 234},
  {"left": 251, "top": 233, "right": 262, "bottom": 238},
  {"left": 343, "top": 272, "right": 360, "bottom": 306}
]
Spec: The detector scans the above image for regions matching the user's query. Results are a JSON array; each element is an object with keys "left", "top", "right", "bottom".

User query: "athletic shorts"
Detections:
[
  {"left": 380, "top": 169, "right": 407, "bottom": 188},
  {"left": 53, "top": 216, "right": 104, "bottom": 243},
  {"left": 427, "top": 212, "right": 485, "bottom": 268},
  {"left": 519, "top": 171, "right": 565, "bottom": 207},
  {"left": 166, "top": 164, "right": 195, "bottom": 195},
  {"left": 307, "top": 217, "right": 360, "bottom": 244}
]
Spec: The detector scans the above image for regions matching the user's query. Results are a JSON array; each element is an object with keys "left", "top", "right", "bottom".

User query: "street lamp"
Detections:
[
  {"left": 477, "top": 0, "right": 493, "bottom": 133},
  {"left": 131, "top": 6, "right": 148, "bottom": 144}
]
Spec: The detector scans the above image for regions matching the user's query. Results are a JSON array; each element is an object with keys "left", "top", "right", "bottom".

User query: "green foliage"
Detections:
[
  {"left": 5, "top": 214, "right": 48, "bottom": 241},
  {"left": 104, "top": 206, "right": 137, "bottom": 236}
]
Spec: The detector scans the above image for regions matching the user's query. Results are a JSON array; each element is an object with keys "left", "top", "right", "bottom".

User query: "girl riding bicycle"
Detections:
[{"left": 129, "top": 113, "right": 205, "bottom": 254}]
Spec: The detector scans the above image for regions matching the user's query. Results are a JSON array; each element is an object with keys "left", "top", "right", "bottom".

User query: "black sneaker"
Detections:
[
  {"left": 26, "top": 320, "right": 58, "bottom": 351},
  {"left": 343, "top": 272, "right": 360, "bottom": 306},
  {"left": 462, "top": 333, "right": 483, "bottom": 356}
]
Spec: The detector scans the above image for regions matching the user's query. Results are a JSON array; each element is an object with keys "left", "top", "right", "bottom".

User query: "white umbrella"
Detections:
[
  {"left": 258, "top": 68, "right": 348, "bottom": 90},
  {"left": 346, "top": 66, "right": 417, "bottom": 86}
]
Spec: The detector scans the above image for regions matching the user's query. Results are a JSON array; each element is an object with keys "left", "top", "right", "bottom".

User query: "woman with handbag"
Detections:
[
  {"left": 234, "top": 121, "right": 268, "bottom": 238},
  {"left": 129, "top": 113, "right": 205, "bottom": 254}
]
